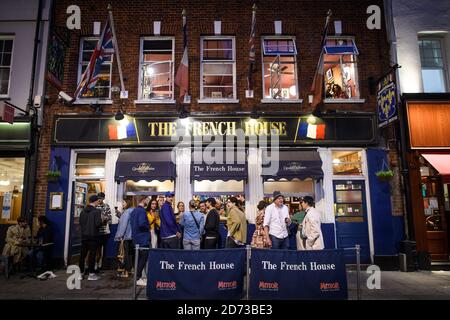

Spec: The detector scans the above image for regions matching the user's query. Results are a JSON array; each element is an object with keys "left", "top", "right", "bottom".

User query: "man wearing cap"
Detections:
[
  {"left": 263, "top": 191, "right": 291, "bottom": 249},
  {"left": 95, "top": 192, "right": 112, "bottom": 272},
  {"left": 300, "top": 196, "right": 324, "bottom": 250},
  {"left": 159, "top": 192, "right": 181, "bottom": 249},
  {"left": 79, "top": 195, "right": 103, "bottom": 281}
]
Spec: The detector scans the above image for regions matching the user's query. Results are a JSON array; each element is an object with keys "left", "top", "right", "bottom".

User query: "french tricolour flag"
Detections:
[
  {"left": 298, "top": 122, "right": 326, "bottom": 140},
  {"left": 108, "top": 122, "right": 136, "bottom": 140}
]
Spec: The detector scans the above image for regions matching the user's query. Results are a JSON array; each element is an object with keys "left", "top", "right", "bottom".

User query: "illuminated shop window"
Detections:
[
  {"left": 332, "top": 150, "right": 363, "bottom": 176},
  {"left": 0, "top": 157, "right": 24, "bottom": 224},
  {"left": 323, "top": 37, "right": 360, "bottom": 100},
  {"left": 75, "top": 153, "right": 106, "bottom": 177},
  {"left": 139, "top": 38, "right": 174, "bottom": 100},
  {"left": 125, "top": 180, "right": 174, "bottom": 195},
  {"left": 262, "top": 37, "right": 299, "bottom": 100}
]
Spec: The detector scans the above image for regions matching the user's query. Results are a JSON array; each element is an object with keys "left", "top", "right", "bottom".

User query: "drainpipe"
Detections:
[
  {"left": 23, "top": 0, "right": 43, "bottom": 230},
  {"left": 383, "top": 0, "right": 414, "bottom": 241}
]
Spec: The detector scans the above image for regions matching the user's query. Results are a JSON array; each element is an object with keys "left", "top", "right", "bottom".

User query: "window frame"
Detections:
[
  {"left": 323, "top": 36, "right": 364, "bottom": 104},
  {"left": 137, "top": 36, "right": 175, "bottom": 103},
  {"left": 260, "top": 36, "right": 301, "bottom": 103},
  {"left": 199, "top": 36, "right": 238, "bottom": 103},
  {"left": 418, "top": 37, "right": 449, "bottom": 93},
  {"left": 76, "top": 36, "right": 113, "bottom": 102},
  {"left": 0, "top": 36, "right": 14, "bottom": 98}
]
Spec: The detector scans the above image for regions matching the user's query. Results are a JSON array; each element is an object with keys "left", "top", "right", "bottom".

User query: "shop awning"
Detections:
[
  {"left": 191, "top": 152, "right": 247, "bottom": 181},
  {"left": 115, "top": 151, "right": 176, "bottom": 182},
  {"left": 262, "top": 150, "right": 323, "bottom": 181},
  {"left": 422, "top": 154, "right": 450, "bottom": 175}
]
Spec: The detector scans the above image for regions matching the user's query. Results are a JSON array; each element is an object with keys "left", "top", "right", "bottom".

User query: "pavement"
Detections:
[{"left": 1, "top": 267, "right": 450, "bottom": 300}]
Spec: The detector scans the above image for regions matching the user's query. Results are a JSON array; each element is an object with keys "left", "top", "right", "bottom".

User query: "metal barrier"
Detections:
[{"left": 132, "top": 244, "right": 361, "bottom": 300}]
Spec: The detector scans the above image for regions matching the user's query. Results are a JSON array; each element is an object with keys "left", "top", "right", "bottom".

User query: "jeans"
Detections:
[
  {"left": 269, "top": 235, "right": 289, "bottom": 250},
  {"left": 161, "top": 237, "right": 181, "bottom": 249},
  {"left": 183, "top": 239, "right": 201, "bottom": 250},
  {"left": 79, "top": 238, "right": 99, "bottom": 274},
  {"left": 136, "top": 245, "right": 149, "bottom": 279}
]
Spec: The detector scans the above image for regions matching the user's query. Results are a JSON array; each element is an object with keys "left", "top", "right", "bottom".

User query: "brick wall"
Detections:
[{"left": 35, "top": 0, "right": 390, "bottom": 213}]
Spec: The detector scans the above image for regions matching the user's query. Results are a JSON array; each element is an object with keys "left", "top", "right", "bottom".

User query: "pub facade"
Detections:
[{"left": 36, "top": 0, "right": 403, "bottom": 267}]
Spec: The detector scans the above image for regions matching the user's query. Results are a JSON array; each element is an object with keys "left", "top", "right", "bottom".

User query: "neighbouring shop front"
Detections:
[
  {"left": 0, "top": 120, "right": 31, "bottom": 252},
  {"left": 402, "top": 95, "right": 450, "bottom": 264},
  {"left": 47, "top": 112, "right": 402, "bottom": 265}
]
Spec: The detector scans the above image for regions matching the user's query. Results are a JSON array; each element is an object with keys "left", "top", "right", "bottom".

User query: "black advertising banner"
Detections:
[
  {"left": 249, "top": 249, "right": 348, "bottom": 300},
  {"left": 53, "top": 114, "right": 376, "bottom": 146},
  {"left": 147, "top": 249, "right": 246, "bottom": 300}
]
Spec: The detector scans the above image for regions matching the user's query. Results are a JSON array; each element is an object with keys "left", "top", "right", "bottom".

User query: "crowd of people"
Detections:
[{"left": 2, "top": 189, "right": 324, "bottom": 286}]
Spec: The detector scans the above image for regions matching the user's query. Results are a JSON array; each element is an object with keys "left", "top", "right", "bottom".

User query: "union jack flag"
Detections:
[{"left": 74, "top": 17, "right": 114, "bottom": 99}]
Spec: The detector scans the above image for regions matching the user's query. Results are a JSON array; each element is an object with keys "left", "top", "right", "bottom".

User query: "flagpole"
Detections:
[{"left": 108, "top": 4, "right": 125, "bottom": 92}]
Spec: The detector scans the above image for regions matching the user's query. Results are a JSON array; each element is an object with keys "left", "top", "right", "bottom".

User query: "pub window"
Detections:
[
  {"left": 193, "top": 180, "right": 244, "bottom": 194},
  {"left": 0, "top": 37, "right": 13, "bottom": 96},
  {"left": 125, "top": 180, "right": 174, "bottom": 195},
  {"left": 262, "top": 37, "right": 299, "bottom": 100},
  {"left": 418, "top": 38, "right": 448, "bottom": 93},
  {"left": 0, "top": 157, "right": 25, "bottom": 224},
  {"left": 200, "top": 36, "right": 236, "bottom": 100},
  {"left": 139, "top": 37, "right": 174, "bottom": 101},
  {"left": 332, "top": 150, "right": 363, "bottom": 176},
  {"left": 323, "top": 37, "right": 360, "bottom": 100},
  {"left": 75, "top": 153, "right": 106, "bottom": 177},
  {"left": 77, "top": 37, "right": 113, "bottom": 99}
]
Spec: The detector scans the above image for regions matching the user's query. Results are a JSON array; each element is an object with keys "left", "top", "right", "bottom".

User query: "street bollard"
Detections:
[
  {"left": 133, "top": 244, "right": 139, "bottom": 300},
  {"left": 356, "top": 244, "right": 361, "bottom": 300},
  {"left": 246, "top": 245, "right": 251, "bottom": 300}
]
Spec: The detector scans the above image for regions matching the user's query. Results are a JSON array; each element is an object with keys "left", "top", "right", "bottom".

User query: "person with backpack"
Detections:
[{"left": 180, "top": 200, "right": 205, "bottom": 250}]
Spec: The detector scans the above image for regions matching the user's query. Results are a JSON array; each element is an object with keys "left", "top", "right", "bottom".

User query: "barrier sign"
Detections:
[
  {"left": 249, "top": 249, "right": 348, "bottom": 300},
  {"left": 147, "top": 248, "right": 246, "bottom": 300}
]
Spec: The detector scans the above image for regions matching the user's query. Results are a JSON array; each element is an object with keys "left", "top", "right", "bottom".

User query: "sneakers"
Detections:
[
  {"left": 87, "top": 273, "right": 100, "bottom": 281},
  {"left": 78, "top": 275, "right": 84, "bottom": 281},
  {"left": 136, "top": 278, "right": 147, "bottom": 286}
]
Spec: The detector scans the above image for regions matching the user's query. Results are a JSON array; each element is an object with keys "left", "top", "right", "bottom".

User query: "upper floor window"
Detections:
[
  {"left": 262, "top": 37, "right": 299, "bottom": 100},
  {"left": 139, "top": 37, "right": 174, "bottom": 101},
  {"left": 200, "top": 37, "right": 236, "bottom": 101},
  {"left": 78, "top": 37, "right": 112, "bottom": 99},
  {"left": 419, "top": 38, "right": 448, "bottom": 93},
  {"left": 332, "top": 150, "right": 363, "bottom": 176},
  {"left": 323, "top": 37, "right": 360, "bottom": 100},
  {"left": 0, "top": 37, "right": 13, "bottom": 96}
]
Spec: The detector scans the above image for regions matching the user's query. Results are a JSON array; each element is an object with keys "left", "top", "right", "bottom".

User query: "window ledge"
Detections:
[
  {"left": 73, "top": 99, "right": 113, "bottom": 105},
  {"left": 261, "top": 99, "right": 303, "bottom": 104},
  {"left": 324, "top": 98, "right": 366, "bottom": 104},
  {"left": 134, "top": 99, "right": 176, "bottom": 105},
  {"left": 197, "top": 99, "right": 239, "bottom": 104}
]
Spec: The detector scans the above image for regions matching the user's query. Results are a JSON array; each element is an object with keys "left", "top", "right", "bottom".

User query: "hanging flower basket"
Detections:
[
  {"left": 47, "top": 170, "right": 61, "bottom": 182},
  {"left": 375, "top": 169, "right": 394, "bottom": 182}
]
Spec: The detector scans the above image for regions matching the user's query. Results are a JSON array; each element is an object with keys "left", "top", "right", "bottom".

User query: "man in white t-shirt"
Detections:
[{"left": 263, "top": 191, "right": 291, "bottom": 249}]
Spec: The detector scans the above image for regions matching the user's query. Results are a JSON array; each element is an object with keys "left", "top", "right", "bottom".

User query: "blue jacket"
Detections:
[
  {"left": 180, "top": 210, "right": 205, "bottom": 241},
  {"left": 159, "top": 201, "right": 180, "bottom": 239},
  {"left": 130, "top": 206, "right": 150, "bottom": 246},
  {"left": 114, "top": 208, "right": 133, "bottom": 241}
]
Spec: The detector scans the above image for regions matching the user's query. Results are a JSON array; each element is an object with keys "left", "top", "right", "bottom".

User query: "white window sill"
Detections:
[
  {"left": 134, "top": 99, "right": 176, "bottom": 105},
  {"left": 73, "top": 99, "right": 113, "bottom": 105},
  {"left": 324, "top": 98, "right": 366, "bottom": 104},
  {"left": 261, "top": 99, "right": 303, "bottom": 104},
  {"left": 197, "top": 99, "right": 239, "bottom": 104}
]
